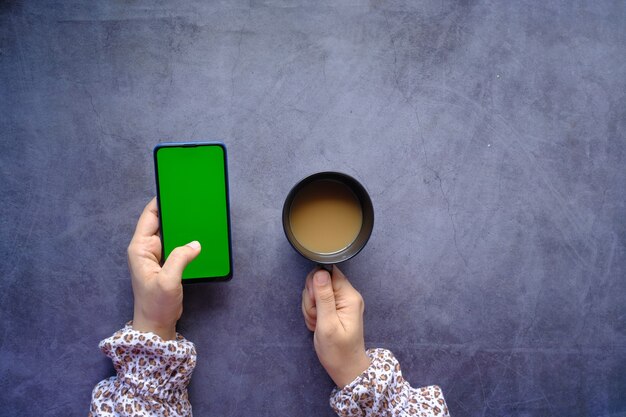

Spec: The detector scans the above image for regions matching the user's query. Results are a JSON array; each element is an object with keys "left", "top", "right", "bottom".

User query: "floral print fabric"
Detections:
[
  {"left": 90, "top": 324, "right": 196, "bottom": 417},
  {"left": 330, "top": 348, "right": 449, "bottom": 417}
]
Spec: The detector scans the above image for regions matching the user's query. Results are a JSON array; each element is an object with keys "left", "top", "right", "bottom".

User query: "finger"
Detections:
[
  {"left": 303, "top": 268, "right": 320, "bottom": 331},
  {"left": 302, "top": 295, "right": 317, "bottom": 331},
  {"left": 133, "top": 197, "right": 160, "bottom": 239},
  {"left": 161, "top": 241, "right": 202, "bottom": 283},
  {"left": 302, "top": 287, "right": 316, "bottom": 316},
  {"left": 304, "top": 317, "right": 316, "bottom": 332},
  {"left": 305, "top": 267, "right": 318, "bottom": 307},
  {"left": 302, "top": 288, "right": 317, "bottom": 322},
  {"left": 148, "top": 234, "right": 163, "bottom": 262},
  {"left": 311, "top": 269, "right": 338, "bottom": 323},
  {"left": 330, "top": 264, "right": 354, "bottom": 292}
]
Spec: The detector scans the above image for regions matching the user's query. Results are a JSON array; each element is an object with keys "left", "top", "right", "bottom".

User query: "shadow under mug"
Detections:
[{"left": 282, "top": 171, "right": 374, "bottom": 266}]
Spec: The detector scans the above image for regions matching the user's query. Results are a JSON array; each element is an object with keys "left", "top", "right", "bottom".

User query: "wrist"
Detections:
[
  {"left": 330, "top": 350, "right": 371, "bottom": 388},
  {"left": 132, "top": 310, "right": 177, "bottom": 341}
]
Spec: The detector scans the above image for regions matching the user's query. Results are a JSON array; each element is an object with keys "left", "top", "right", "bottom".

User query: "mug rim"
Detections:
[{"left": 282, "top": 171, "right": 374, "bottom": 265}]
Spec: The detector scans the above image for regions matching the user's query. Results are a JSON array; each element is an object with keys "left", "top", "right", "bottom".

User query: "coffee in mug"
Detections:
[{"left": 282, "top": 172, "right": 374, "bottom": 265}]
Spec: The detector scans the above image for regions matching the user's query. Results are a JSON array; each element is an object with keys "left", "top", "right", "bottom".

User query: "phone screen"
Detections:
[{"left": 154, "top": 143, "right": 232, "bottom": 282}]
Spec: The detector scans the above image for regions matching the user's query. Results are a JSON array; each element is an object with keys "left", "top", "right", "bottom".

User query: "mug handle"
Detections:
[{"left": 317, "top": 264, "right": 333, "bottom": 273}]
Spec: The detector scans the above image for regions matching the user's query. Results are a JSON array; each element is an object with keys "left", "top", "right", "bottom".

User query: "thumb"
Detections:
[
  {"left": 312, "top": 269, "right": 338, "bottom": 323},
  {"left": 161, "top": 241, "right": 201, "bottom": 279}
]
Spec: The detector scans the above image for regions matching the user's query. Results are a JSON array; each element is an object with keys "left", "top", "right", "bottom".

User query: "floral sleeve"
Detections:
[
  {"left": 89, "top": 323, "right": 196, "bottom": 417},
  {"left": 330, "top": 348, "right": 450, "bottom": 417}
]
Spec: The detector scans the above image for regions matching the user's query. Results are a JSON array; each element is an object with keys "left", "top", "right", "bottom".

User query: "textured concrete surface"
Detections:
[{"left": 1, "top": 1, "right": 625, "bottom": 416}]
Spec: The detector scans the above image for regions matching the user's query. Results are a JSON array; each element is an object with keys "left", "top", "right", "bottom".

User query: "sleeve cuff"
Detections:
[
  {"left": 329, "top": 348, "right": 408, "bottom": 416},
  {"left": 330, "top": 348, "right": 450, "bottom": 417},
  {"left": 98, "top": 322, "right": 197, "bottom": 402}
]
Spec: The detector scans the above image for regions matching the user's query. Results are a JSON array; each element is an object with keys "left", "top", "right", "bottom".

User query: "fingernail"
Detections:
[
  {"left": 314, "top": 270, "right": 329, "bottom": 285},
  {"left": 187, "top": 241, "right": 201, "bottom": 250}
]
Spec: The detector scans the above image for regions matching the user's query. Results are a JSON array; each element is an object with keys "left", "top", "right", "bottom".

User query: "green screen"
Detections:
[{"left": 155, "top": 144, "right": 231, "bottom": 280}]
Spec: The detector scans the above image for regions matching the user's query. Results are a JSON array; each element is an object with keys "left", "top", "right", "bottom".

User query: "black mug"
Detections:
[{"left": 282, "top": 171, "right": 374, "bottom": 266}]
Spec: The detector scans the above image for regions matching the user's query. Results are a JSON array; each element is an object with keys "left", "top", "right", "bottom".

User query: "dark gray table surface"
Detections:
[{"left": 1, "top": 1, "right": 625, "bottom": 416}]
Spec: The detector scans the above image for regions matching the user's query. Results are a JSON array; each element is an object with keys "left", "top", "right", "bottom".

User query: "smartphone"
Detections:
[{"left": 153, "top": 142, "right": 233, "bottom": 282}]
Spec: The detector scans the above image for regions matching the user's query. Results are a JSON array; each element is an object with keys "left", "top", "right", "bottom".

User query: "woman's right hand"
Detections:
[{"left": 301, "top": 265, "right": 371, "bottom": 388}]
